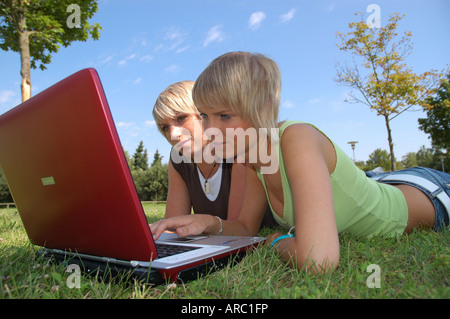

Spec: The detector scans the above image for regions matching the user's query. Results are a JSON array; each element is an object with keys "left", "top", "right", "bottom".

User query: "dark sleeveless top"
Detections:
[{"left": 170, "top": 157, "right": 232, "bottom": 220}]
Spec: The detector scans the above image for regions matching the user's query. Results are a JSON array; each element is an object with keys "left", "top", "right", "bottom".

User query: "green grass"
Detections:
[{"left": 1, "top": 203, "right": 449, "bottom": 299}]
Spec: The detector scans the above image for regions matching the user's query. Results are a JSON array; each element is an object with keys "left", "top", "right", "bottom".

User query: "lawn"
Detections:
[{"left": 0, "top": 203, "right": 448, "bottom": 299}]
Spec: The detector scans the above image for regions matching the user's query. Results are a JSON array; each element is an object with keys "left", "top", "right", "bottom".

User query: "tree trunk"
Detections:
[
  {"left": 17, "top": 11, "right": 31, "bottom": 101},
  {"left": 384, "top": 115, "right": 396, "bottom": 171}
]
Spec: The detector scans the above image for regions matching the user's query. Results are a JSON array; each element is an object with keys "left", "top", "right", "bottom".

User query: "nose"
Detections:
[{"left": 170, "top": 126, "right": 183, "bottom": 141}]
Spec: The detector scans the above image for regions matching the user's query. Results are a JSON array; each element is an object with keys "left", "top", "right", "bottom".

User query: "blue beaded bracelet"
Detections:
[
  {"left": 270, "top": 226, "right": 296, "bottom": 250},
  {"left": 270, "top": 234, "right": 293, "bottom": 249}
]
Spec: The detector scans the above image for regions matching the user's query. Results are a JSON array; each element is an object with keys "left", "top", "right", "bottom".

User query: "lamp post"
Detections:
[{"left": 348, "top": 141, "right": 359, "bottom": 162}]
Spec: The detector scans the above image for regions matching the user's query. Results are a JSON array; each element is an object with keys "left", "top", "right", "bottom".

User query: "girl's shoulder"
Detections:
[
  {"left": 278, "top": 120, "right": 303, "bottom": 133},
  {"left": 279, "top": 121, "right": 320, "bottom": 141},
  {"left": 279, "top": 121, "right": 338, "bottom": 174},
  {"left": 279, "top": 120, "right": 319, "bottom": 135}
]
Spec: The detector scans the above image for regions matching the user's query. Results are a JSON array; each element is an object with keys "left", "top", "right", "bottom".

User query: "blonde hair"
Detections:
[
  {"left": 192, "top": 52, "right": 281, "bottom": 139},
  {"left": 152, "top": 81, "right": 199, "bottom": 135}
]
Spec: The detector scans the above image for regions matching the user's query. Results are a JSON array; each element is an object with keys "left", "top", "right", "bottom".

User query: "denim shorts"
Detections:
[{"left": 367, "top": 167, "right": 450, "bottom": 231}]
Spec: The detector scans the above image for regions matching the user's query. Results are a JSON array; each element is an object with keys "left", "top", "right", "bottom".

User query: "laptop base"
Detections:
[{"left": 37, "top": 249, "right": 247, "bottom": 286}]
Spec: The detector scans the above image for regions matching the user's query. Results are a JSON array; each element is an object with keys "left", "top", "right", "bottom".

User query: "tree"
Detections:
[
  {"left": 431, "top": 149, "right": 450, "bottom": 173},
  {"left": 418, "top": 72, "right": 450, "bottom": 152},
  {"left": 147, "top": 163, "right": 169, "bottom": 201},
  {"left": 401, "top": 152, "right": 418, "bottom": 168},
  {"left": 129, "top": 144, "right": 169, "bottom": 201},
  {"left": 365, "top": 148, "right": 391, "bottom": 172},
  {"left": 0, "top": 0, "right": 101, "bottom": 101},
  {"left": 131, "top": 163, "right": 168, "bottom": 201},
  {"left": 0, "top": 169, "right": 13, "bottom": 203},
  {"left": 335, "top": 12, "right": 442, "bottom": 171},
  {"left": 123, "top": 148, "right": 132, "bottom": 167},
  {"left": 132, "top": 141, "right": 149, "bottom": 171},
  {"left": 151, "top": 149, "right": 163, "bottom": 167},
  {"left": 416, "top": 145, "right": 434, "bottom": 168}
]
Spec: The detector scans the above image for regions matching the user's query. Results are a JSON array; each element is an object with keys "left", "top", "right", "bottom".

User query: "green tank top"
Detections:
[{"left": 256, "top": 121, "right": 408, "bottom": 237}]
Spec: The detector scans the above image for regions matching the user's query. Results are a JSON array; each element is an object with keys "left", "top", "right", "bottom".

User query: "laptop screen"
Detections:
[{"left": 0, "top": 69, "right": 156, "bottom": 261}]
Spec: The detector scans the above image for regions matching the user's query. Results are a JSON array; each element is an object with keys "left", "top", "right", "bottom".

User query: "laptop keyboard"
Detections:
[{"left": 155, "top": 243, "right": 201, "bottom": 258}]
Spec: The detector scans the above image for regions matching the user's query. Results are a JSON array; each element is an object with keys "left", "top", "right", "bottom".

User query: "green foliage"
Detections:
[
  {"left": 130, "top": 142, "right": 168, "bottom": 201},
  {"left": 151, "top": 149, "right": 163, "bottom": 167},
  {"left": 365, "top": 148, "right": 391, "bottom": 172},
  {"left": 416, "top": 145, "right": 435, "bottom": 167},
  {"left": 335, "top": 12, "right": 443, "bottom": 171},
  {"left": 132, "top": 164, "right": 168, "bottom": 201},
  {"left": 401, "top": 152, "right": 418, "bottom": 168},
  {"left": 131, "top": 141, "right": 149, "bottom": 171},
  {"left": 335, "top": 13, "right": 441, "bottom": 117},
  {"left": 0, "top": 0, "right": 102, "bottom": 70},
  {"left": 356, "top": 145, "right": 449, "bottom": 173},
  {"left": 0, "top": 169, "right": 13, "bottom": 202},
  {"left": 418, "top": 72, "right": 450, "bottom": 152}
]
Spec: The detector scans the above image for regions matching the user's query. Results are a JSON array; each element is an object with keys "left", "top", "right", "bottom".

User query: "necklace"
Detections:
[{"left": 203, "top": 162, "right": 217, "bottom": 194}]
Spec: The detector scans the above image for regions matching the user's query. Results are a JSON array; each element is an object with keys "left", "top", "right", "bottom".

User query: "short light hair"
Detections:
[
  {"left": 192, "top": 52, "right": 281, "bottom": 139},
  {"left": 152, "top": 81, "right": 199, "bottom": 135}
]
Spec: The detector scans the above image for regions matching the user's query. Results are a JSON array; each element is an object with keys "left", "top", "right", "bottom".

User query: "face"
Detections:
[
  {"left": 158, "top": 113, "right": 205, "bottom": 158},
  {"left": 199, "top": 106, "right": 257, "bottom": 162}
]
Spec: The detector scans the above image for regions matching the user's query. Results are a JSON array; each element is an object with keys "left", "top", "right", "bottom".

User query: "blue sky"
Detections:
[{"left": 1, "top": 0, "right": 449, "bottom": 164}]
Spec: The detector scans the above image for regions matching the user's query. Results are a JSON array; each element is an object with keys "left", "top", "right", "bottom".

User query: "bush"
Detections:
[{"left": 131, "top": 164, "right": 168, "bottom": 201}]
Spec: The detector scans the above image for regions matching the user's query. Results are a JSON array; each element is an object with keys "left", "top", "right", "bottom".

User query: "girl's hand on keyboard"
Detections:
[{"left": 150, "top": 214, "right": 218, "bottom": 240}]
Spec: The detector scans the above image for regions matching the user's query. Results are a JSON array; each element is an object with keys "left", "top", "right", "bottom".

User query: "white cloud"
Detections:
[
  {"left": 203, "top": 25, "right": 224, "bottom": 47},
  {"left": 117, "top": 121, "right": 136, "bottom": 128},
  {"left": 117, "top": 120, "right": 156, "bottom": 136},
  {"left": 0, "top": 90, "right": 15, "bottom": 104},
  {"left": 116, "top": 121, "right": 141, "bottom": 138},
  {"left": 155, "top": 27, "right": 188, "bottom": 52},
  {"left": 249, "top": 11, "right": 266, "bottom": 30},
  {"left": 280, "top": 8, "right": 297, "bottom": 23},
  {"left": 99, "top": 56, "right": 113, "bottom": 65},
  {"left": 165, "top": 29, "right": 183, "bottom": 41},
  {"left": 165, "top": 64, "right": 181, "bottom": 73},
  {"left": 139, "top": 55, "right": 153, "bottom": 63},
  {"left": 176, "top": 46, "right": 190, "bottom": 53},
  {"left": 307, "top": 97, "right": 323, "bottom": 104},
  {"left": 118, "top": 53, "right": 137, "bottom": 67},
  {"left": 282, "top": 100, "right": 296, "bottom": 108},
  {"left": 133, "top": 78, "right": 142, "bottom": 85}
]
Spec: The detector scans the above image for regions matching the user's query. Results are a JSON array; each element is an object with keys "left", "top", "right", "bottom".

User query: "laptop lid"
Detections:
[{"left": 0, "top": 68, "right": 156, "bottom": 261}]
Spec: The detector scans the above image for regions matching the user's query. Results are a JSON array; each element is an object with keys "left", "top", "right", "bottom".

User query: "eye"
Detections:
[
  {"left": 160, "top": 125, "right": 169, "bottom": 132},
  {"left": 177, "top": 115, "right": 187, "bottom": 122},
  {"left": 220, "top": 114, "right": 231, "bottom": 120},
  {"left": 200, "top": 113, "right": 208, "bottom": 119}
]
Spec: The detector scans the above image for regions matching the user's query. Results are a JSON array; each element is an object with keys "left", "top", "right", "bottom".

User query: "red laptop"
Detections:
[{"left": 0, "top": 68, "right": 264, "bottom": 283}]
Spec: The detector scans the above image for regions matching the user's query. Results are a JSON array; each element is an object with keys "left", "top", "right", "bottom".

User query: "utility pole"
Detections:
[{"left": 348, "top": 141, "right": 359, "bottom": 162}]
